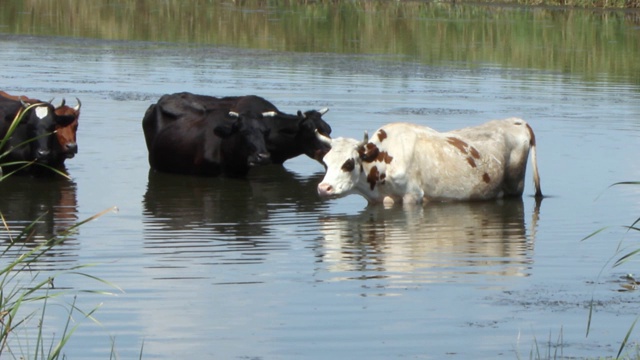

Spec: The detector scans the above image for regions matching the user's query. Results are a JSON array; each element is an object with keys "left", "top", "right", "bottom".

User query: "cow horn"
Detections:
[
  {"left": 73, "top": 97, "right": 81, "bottom": 111},
  {"left": 262, "top": 111, "right": 277, "bottom": 118},
  {"left": 20, "top": 99, "right": 29, "bottom": 108},
  {"left": 59, "top": 98, "right": 66, "bottom": 108},
  {"left": 228, "top": 111, "right": 240, "bottom": 117},
  {"left": 315, "top": 129, "right": 332, "bottom": 146},
  {"left": 362, "top": 131, "right": 369, "bottom": 144},
  {"left": 48, "top": 97, "right": 55, "bottom": 104},
  {"left": 318, "top": 107, "right": 329, "bottom": 115}
]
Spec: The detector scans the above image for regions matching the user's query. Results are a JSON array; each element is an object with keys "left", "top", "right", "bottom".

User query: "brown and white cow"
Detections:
[{"left": 317, "top": 118, "right": 542, "bottom": 206}]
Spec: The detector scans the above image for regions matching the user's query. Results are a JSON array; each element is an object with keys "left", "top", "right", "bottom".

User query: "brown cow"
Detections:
[{"left": 52, "top": 98, "right": 81, "bottom": 163}]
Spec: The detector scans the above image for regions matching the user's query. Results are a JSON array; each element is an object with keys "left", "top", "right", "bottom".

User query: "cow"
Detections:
[
  {"left": 0, "top": 92, "right": 81, "bottom": 169},
  {"left": 51, "top": 98, "right": 81, "bottom": 165},
  {"left": 144, "top": 105, "right": 274, "bottom": 177},
  {"left": 0, "top": 96, "right": 77, "bottom": 175},
  {"left": 317, "top": 118, "right": 543, "bottom": 206},
  {"left": 142, "top": 92, "right": 332, "bottom": 166}
]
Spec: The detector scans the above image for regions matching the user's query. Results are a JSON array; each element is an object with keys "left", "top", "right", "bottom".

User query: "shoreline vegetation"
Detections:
[
  {"left": 449, "top": 0, "right": 640, "bottom": 8},
  {"left": 2, "top": 0, "right": 639, "bottom": 86}
]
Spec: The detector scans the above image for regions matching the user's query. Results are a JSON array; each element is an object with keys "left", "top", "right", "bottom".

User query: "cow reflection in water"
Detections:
[
  {"left": 317, "top": 198, "right": 540, "bottom": 281},
  {"left": 142, "top": 171, "right": 269, "bottom": 239},
  {"left": 0, "top": 177, "right": 78, "bottom": 247},
  {"left": 142, "top": 166, "right": 325, "bottom": 253}
]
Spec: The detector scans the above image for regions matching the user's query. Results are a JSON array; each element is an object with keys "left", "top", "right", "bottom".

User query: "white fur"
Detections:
[
  {"left": 318, "top": 118, "right": 542, "bottom": 205},
  {"left": 35, "top": 106, "right": 49, "bottom": 119}
]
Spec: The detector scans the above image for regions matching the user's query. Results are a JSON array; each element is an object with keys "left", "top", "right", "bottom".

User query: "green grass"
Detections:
[
  {"left": 1, "top": 111, "right": 122, "bottom": 358},
  {"left": 582, "top": 181, "right": 640, "bottom": 359},
  {"left": 0, "top": 205, "right": 120, "bottom": 358},
  {"left": 446, "top": 0, "right": 640, "bottom": 8}
]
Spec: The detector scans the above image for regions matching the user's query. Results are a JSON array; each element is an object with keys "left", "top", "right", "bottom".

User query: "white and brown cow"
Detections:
[{"left": 317, "top": 118, "right": 542, "bottom": 206}]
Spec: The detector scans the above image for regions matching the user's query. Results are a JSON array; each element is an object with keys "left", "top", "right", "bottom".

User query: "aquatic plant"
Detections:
[
  {"left": 1, "top": 123, "right": 121, "bottom": 358},
  {"left": 583, "top": 181, "right": 640, "bottom": 359},
  {"left": 454, "top": 0, "right": 639, "bottom": 8},
  {"left": 0, "top": 208, "right": 120, "bottom": 358}
]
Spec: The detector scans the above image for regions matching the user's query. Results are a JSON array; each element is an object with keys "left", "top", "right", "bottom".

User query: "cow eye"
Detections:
[{"left": 341, "top": 158, "right": 355, "bottom": 172}]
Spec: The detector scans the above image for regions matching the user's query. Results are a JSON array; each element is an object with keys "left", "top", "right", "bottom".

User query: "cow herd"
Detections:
[{"left": 0, "top": 90, "right": 543, "bottom": 206}]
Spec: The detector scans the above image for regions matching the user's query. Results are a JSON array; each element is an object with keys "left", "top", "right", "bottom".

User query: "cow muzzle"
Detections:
[
  {"left": 65, "top": 143, "right": 78, "bottom": 158},
  {"left": 317, "top": 182, "right": 335, "bottom": 197},
  {"left": 36, "top": 149, "right": 51, "bottom": 161},
  {"left": 249, "top": 152, "right": 271, "bottom": 166}
]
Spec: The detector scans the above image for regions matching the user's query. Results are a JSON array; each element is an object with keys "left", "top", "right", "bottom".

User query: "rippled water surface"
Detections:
[{"left": 1, "top": 2, "right": 640, "bottom": 359}]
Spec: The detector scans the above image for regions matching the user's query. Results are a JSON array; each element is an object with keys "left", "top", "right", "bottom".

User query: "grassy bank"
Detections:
[{"left": 447, "top": 0, "right": 640, "bottom": 8}]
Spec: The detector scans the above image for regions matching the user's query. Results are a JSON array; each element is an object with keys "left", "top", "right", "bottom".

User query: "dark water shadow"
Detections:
[
  {"left": 0, "top": 176, "right": 79, "bottom": 268},
  {"left": 0, "top": 176, "right": 78, "bottom": 242},
  {"left": 141, "top": 166, "right": 327, "bottom": 263},
  {"left": 315, "top": 198, "right": 541, "bottom": 281}
]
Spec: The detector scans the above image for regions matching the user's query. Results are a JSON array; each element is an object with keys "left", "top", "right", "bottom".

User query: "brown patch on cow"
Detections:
[
  {"left": 448, "top": 136, "right": 481, "bottom": 160},
  {"left": 367, "top": 166, "right": 380, "bottom": 190},
  {"left": 377, "top": 129, "right": 388, "bottom": 142},
  {"left": 0, "top": 91, "right": 40, "bottom": 104},
  {"left": 482, "top": 173, "right": 491, "bottom": 183},
  {"left": 360, "top": 143, "right": 380, "bottom": 163},
  {"left": 469, "top": 146, "right": 480, "bottom": 159},
  {"left": 466, "top": 157, "right": 477, "bottom": 168},
  {"left": 447, "top": 137, "right": 469, "bottom": 155},
  {"left": 341, "top": 158, "right": 356, "bottom": 172},
  {"left": 376, "top": 150, "right": 394, "bottom": 164}
]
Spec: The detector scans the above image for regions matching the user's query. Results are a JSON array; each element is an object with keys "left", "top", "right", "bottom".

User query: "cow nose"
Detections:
[
  {"left": 65, "top": 143, "right": 78, "bottom": 154},
  {"left": 317, "top": 183, "right": 333, "bottom": 197},
  {"left": 37, "top": 149, "right": 50, "bottom": 160},
  {"left": 256, "top": 152, "right": 271, "bottom": 165},
  {"left": 249, "top": 152, "right": 271, "bottom": 166}
]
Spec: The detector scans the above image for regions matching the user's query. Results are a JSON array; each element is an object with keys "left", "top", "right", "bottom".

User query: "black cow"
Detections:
[
  {"left": 144, "top": 104, "right": 273, "bottom": 177},
  {"left": 143, "top": 92, "right": 332, "bottom": 167},
  {"left": 0, "top": 97, "right": 76, "bottom": 175},
  {"left": 1, "top": 91, "right": 82, "bottom": 168},
  {"left": 262, "top": 108, "right": 331, "bottom": 164},
  {"left": 148, "top": 92, "right": 279, "bottom": 117}
]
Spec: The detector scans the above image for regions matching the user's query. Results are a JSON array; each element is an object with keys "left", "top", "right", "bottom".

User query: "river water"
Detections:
[{"left": 1, "top": 2, "right": 640, "bottom": 359}]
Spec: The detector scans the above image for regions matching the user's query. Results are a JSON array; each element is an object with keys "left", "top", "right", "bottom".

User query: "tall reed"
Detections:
[
  {"left": 583, "top": 181, "right": 640, "bottom": 358},
  {"left": 1, "top": 110, "right": 120, "bottom": 358}
]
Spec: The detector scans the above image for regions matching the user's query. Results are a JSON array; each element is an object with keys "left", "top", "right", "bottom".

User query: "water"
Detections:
[{"left": 1, "top": 2, "right": 640, "bottom": 359}]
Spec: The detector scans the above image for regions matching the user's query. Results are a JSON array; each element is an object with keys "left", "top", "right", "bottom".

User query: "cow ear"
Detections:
[
  {"left": 359, "top": 142, "right": 379, "bottom": 162},
  {"left": 300, "top": 117, "right": 315, "bottom": 131},
  {"left": 55, "top": 114, "right": 76, "bottom": 127},
  {"left": 213, "top": 121, "right": 237, "bottom": 138},
  {"left": 271, "top": 116, "right": 301, "bottom": 136}
]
